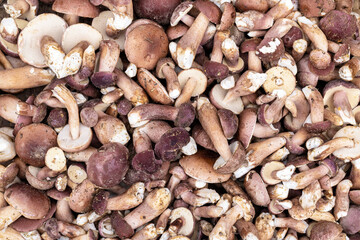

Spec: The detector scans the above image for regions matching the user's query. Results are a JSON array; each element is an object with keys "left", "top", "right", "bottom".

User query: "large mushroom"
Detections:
[
  {"left": 0, "top": 183, "right": 50, "bottom": 230},
  {"left": 124, "top": 21, "right": 168, "bottom": 70}
]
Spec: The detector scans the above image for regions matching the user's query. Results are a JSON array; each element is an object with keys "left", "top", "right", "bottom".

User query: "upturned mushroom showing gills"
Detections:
[{"left": 3, "top": 0, "right": 360, "bottom": 239}]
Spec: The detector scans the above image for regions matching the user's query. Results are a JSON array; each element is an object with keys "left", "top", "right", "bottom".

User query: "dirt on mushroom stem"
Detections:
[{"left": 2, "top": 1, "right": 360, "bottom": 239}]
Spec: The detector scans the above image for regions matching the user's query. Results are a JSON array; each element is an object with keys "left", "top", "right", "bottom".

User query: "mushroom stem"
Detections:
[
  {"left": 52, "top": 85, "right": 80, "bottom": 140},
  {"left": 297, "top": 16, "right": 328, "bottom": 52},
  {"left": 4, "top": 0, "right": 29, "bottom": 18},
  {"left": 248, "top": 50, "right": 263, "bottom": 72},
  {"left": 106, "top": 182, "right": 145, "bottom": 211},
  {"left": 175, "top": 77, "right": 197, "bottom": 107},
  {"left": 334, "top": 179, "right": 352, "bottom": 220},
  {"left": 333, "top": 90, "right": 356, "bottom": 125},
  {"left": 197, "top": 98, "right": 232, "bottom": 162},
  {"left": 302, "top": 85, "right": 324, "bottom": 123},
  {"left": 0, "top": 50, "right": 13, "bottom": 69},
  {"left": 0, "top": 66, "right": 54, "bottom": 90},
  {"left": 181, "top": 14, "right": 195, "bottom": 26},
  {"left": 63, "top": 14, "right": 79, "bottom": 26},
  {"left": 0, "top": 94, "right": 21, "bottom": 123},
  {"left": 40, "top": 36, "right": 66, "bottom": 79},
  {"left": 0, "top": 206, "right": 22, "bottom": 230},
  {"left": 308, "top": 137, "right": 354, "bottom": 161},
  {"left": 162, "top": 65, "right": 181, "bottom": 99},
  {"left": 176, "top": 12, "right": 209, "bottom": 69}
]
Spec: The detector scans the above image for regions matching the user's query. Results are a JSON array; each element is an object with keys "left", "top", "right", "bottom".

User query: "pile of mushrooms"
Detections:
[{"left": 1, "top": 0, "right": 360, "bottom": 239}]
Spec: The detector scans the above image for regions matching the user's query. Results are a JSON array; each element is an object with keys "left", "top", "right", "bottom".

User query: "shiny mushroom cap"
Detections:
[
  {"left": 5, "top": 183, "right": 50, "bottom": 219},
  {"left": 52, "top": 0, "right": 99, "bottom": 18}
]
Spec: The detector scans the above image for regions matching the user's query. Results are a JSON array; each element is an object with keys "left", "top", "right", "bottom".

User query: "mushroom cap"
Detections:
[
  {"left": 156, "top": 58, "right": 175, "bottom": 79},
  {"left": 323, "top": 80, "right": 360, "bottom": 111},
  {"left": 18, "top": 13, "right": 67, "bottom": 68},
  {"left": 179, "top": 150, "right": 231, "bottom": 183},
  {"left": 340, "top": 205, "right": 360, "bottom": 234},
  {"left": 178, "top": 68, "right": 207, "bottom": 96},
  {"left": 125, "top": 24, "right": 168, "bottom": 70},
  {"left": 263, "top": 66, "right": 296, "bottom": 97},
  {"left": 5, "top": 183, "right": 50, "bottom": 219},
  {"left": 61, "top": 23, "right": 102, "bottom": 53},
  {"left": 57, "top": 124, "right": 92, "bottom": 153},
  {"left": 209, "top": 84, "right": 244, "bottom": 114},
  {"left": 15, "top": 123, "right": 57, "bottom": 167},
  {"left": 193, "top": 0, "right": 221, "bottom": 24},
  {"left": 92, "top": 11, "right": 125, "bottom": 50},
  {"left": 52, "top": 0, "right": 99, "bottom": 18},
  {"left": 310, "top": 221, "right": 342, "bottom": 240},
  {"left": 0, "top": 19, "right": 28, "bottom": 57},
  {"left": 170, "top": 1, "right": 194, "bottom": 27},
  {"left": 241, "top": 38, "right": 262, "bottom": 53},
  {"left": 332, "top": 126, "right": 360, "bottom": 161},
  {"left": 260, "top": 161, "right": 285, "bottom": 185},
  {"left": 134, "top": 0, "right": 182, "bottom": 25},
  {"left": 169, "top": 207, "right": 195, "bottom": 236}
]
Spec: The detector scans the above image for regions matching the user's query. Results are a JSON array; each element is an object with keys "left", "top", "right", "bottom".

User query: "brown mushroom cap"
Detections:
[
  {"left": 310, "top": 221, "right": 342, "bottom": 240},
  {"left": 124, "top": 23, "right": 168, "bottom": 70},
  {"left": 15, "top": 123, "right": 57, "bottom": 167},
  {"left": 323, "top": 80, "right": 360, "bottom": 111},
  {"left": 179, "top": 150, "right": 231, "bottom": 183},
  {"left": 92, "top": 11, "right": 125, "bottom": 50},
  {"left": 156, "top": 58, "right": 176, "bottom": 79},
  {"left": 241, "top": 38, "right": 261, "bottom": 53},
  {"left": 52, "top": 0, "right": 99, "bottom": 18},
  {"left": 61, "top": 23, "right": 102, "bottom": 53},
  {"left": 178, "top": 68, "right": 207, "bottom": 96},
  {"left": 332, "top": 126, "right": 360, "bottom": 161},
  {"left": 193, "top": 0, "right": 221, "bottom": 24},
  {"left": 5, "top": 183, "right": 50, "bottom": 219},
  {"left": 18, "top": 13, "right": 67, "bottom": 68}
]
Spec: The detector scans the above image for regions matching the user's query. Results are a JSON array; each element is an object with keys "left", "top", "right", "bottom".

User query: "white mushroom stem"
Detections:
[
  {"left": 0, "top": 205, "right": 22, "bottom": 230},
  {"left": 209, "top": 196, "right": 253, "bottom": 240},
  {"left": 106, "top": 182, "right": 145, "bottom": 211},
  {"left": 40, "top": 36, "right": 66, "bottom": 79},
  {"left": 52, "top": 85, "right": 80, "bottom": 140},
  {"left": 333, "top": 90, "right": 357, "bottom": 125},
  {"left": 334, "top": 179, "right": 352, "bottom": 220},
  {"left": 221, "top": 38, "right": 240, "bottom": 67},
  {"left": 104, "top": 0, "right": 133, "bottom": 37},
  {"left": 197, "top": 97, "right": 232, "bottom": 162},
  {"left": 176, "top": 12, "right": 209, "bottom": 69},
  {"left": 307, "top": 137, "right": 354, "bottom": 161},
  {"left": 302, "top": 85, "right": 324, "bottom": 123},
  {"left": 272, "top": 165, "right": 296, "bottom": 181},
  {"left": 175, "top": 77, "right": 197, "bottom": 107},
  {"left": 131, "top": 223, "right": 157, "bottom": 240},
  {"left": 63, "top": 14, "right": 79, "bottom": 26},
  {"left": 297, "top": 16, "right": 327, "bottom": 52},
  {"left": 162, "top": 65, "right": 181, "bottom": 99},
  {"left": 4, "top": 0, "right": 29, "bottom": 18},
  {"left": 299, "top": 181, "right": 322, "bottom": 210}
]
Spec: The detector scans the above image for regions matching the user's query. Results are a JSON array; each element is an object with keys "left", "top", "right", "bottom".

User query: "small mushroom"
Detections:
[
  {"left": 4, "top": 0, "right": 38, "bottom": 20},
  {"left": 261, "top": 161, "right": 295, "bottom": 185},
  {"left": 175, "top": 68, "right": 207, "bottom": 107},
  {"left": 156, "top": 58, "right": 181, "bottom": 99}
]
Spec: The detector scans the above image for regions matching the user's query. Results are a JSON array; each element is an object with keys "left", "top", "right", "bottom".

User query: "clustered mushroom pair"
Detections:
[{"left": 1, "top": 0, "right": 360, "bottom": 239}]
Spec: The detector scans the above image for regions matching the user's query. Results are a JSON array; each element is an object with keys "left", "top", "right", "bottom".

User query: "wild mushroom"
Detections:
[
  {"left": 4, "top": 0, "right": 38, "bottom": 20},
  {"left": 124, "top": 22, "right": 168, "bottom": 70},
  {"left": 156, "top": 58, "right": 181, "bottom": 99},
  {"left": 18, "top": 13, "right": 67, "bottom": 68},
  {"left": 175, "top": 68, "right": 207, "bottom": 107},
  {"left": 137, "top": 68, "right": 173, "bottom": 105},
  {"left": 0, "top": 183, "right": 50, "bottom": 230},
  {"left": 261, "top": 161, "right": 295, "bottom": 185},
  {"left": 134, "top": 0, "right": 181, "bottom": 25},
  {"left": 52, "top": 84, "right": 92, "bottom": 152},
  {"left": 52, "top": 0, "right": 99, "bottom": 25}
]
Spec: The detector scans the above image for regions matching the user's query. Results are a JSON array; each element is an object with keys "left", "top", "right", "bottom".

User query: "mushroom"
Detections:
[
  {"left": 169, "top": 207, "right": 195, "bottom": 237},
  {"left": 309, "top": 221, "right": 343, "bottom": 240},
  {"left": 4, "top": 0, "right": 38, "bottom": 20},
  {"left": 52, "top": 0, "right": 99, "bottom": 25},
  {"left": 134, "top": 0, "right": 181, "bottom": 25},
  {"left": 261, "top": 161, "right": 296, "bottom": 185},
  {"left": 0, "top": 183, "right": 50, "bottom": 230},
  {"left": 18, "top": 13, "right": 67, "bottom": 68},
  {"left": 156, "top": 58, "right": 181, "bottom": 99},
  {"left": 323, "top": 80, "right": 360, "bottom": 125},
  {"left": 137, "top": 68, "right": 173, "bottom": 105},
  {"left": 180, "top": 150, "right": 232, "bottom": 184},
  {"left": 170, "top": 1, "right": 195, "bottom": 27},
  {"left": 0, "top": 131, "right": 16, "bottom": 162},
  {"left": 209, "top": 84, "right": 244, "bottom": 114},
  {"left": 128, "top": 102, "right": 195, "bottom": 128},
  {"left": 235, "top": 10, "right": 274, "bottom": 32},
  {"left": 175, "top": 68, "right": 207, "bottom": 107},
  {"left": 334, "top": 179, "right": 352, "bottom": 220},
  {"left": 124, "top": 22, "right": 168, "bottom": 70},
  {"left": 240, "top": 38, "right": 262, "bottom": 72},
  {"left": 52, "top": 84, "right": 92, "bottom": 152},
  {"left": 102, "top": 0, "right": 133, "bottom": 37}
]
